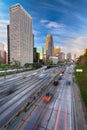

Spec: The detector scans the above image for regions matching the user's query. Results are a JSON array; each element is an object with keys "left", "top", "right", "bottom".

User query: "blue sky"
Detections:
[{"left": 0, "top": 0, "right": 87, "bottom": 57}]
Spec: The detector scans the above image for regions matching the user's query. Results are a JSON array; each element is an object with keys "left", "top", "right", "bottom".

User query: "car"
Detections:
[
  {"left": 58, "top": 76, "right": 62, "bottom": 80},
  {"left": 39, "top": 74, "right": 47, "bottom": 79},
  {"left": 61, "top": 71, "right": 64, "bottom": 74},
  {"left": 66, "top": 81, "right": 71, "bottom": 85},
  {"left": 31, "top": 72, "right": 37, "bottom": 76},
  {"left": 59, "top": 73, "right": 63, "bottom": 76},
  {"left": 53, "top": 80, "right": 59, "bottom": 86},
  {"left": 42, "top": 92, "right": 53, "bottom": 102}
]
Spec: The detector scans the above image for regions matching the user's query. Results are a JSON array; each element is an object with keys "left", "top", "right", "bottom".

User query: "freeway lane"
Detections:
[
  {"left": 0, "top": 67, "right": 63, "bottom": 129},
  {"left": 21, "top": 65, "right": 74, "bottom": 130},
  {"left": 0, "top": 77, "right": 49, "bottom": 128}
]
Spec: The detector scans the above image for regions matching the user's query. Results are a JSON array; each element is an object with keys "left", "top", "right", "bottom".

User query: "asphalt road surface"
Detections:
[
  {"left": 20, "top": 65, "right": 75, "bottom": 130},
  {"left": 0, "top": 66, "right": 64, "bottom": 129}
]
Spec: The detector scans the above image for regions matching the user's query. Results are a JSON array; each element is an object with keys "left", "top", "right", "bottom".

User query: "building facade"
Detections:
[
  {"left": 7, "top": 25, "right": 10, "bottom": 64},
  {"left": 0, "top": 50, "right": 6, "bottom": 64},
  {"left": 58, "top": 52, "right": 65, "bottom": 62},
  {"left": 67, "top": 53, "right": 72, "bottom": 61},
  {"left": 9, "top": 4, "right": 33, "bottom": 66},
  {"left": 49, "top": 56, "right": 58, "bottom": 64},
  {"left": 46, "top": 34, "right": 54, "bottom": 60},
  {"left": 0, "top": 43, "right": 6, "bottom": 64},
  {"left": 37, "top": 47, "right": 44, "bottom": 60},
  {"left": 33, "top": 48, "right": 40, "bottom": 63},
  {"left": 54, "top": 47, "right": 61, "bottom": 56},
  {"left": 84, "top": 48, "right": 87, "bottom": 54}
]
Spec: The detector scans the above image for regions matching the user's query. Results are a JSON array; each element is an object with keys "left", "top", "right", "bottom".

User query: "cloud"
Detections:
[
  {"left": 47, "top": 21, "right": 64, "bottom": 28},
  {"left": 56, "top": 0, "right": 71, "bottom": 7},
  {"left": 40, "top": 19, "right": 49, "bottom": 23},
  {"left": 33, "top": 30, "right": 40, "bottom": 36},
  {"left": 40, "top": 19, "right": 64, "bottom": 29},
  {"left": 60, "top": 34, "right": 87, "bottom": 57}
]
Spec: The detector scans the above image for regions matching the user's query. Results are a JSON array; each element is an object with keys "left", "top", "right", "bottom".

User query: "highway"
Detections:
[
  {"left": 0, "top": 66, "right": 64, "bottom": 129},
  {"left": 18, "top": 65, "right": 75, "bottom": 130}
]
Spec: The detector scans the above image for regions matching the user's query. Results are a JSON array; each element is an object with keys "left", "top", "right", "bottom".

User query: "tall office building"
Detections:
[
  {"left": 67, "top": 53, "right": 72, "bottom": 61},
  {"left": 33, "top": 48, "right": 40, "bottom": 63},
  {"left": 46, "top": 34, "right": 54, "bottom": 60},
  {"left": 0, "top": 43, "right": 6, "bottom": 64},
  {"left": 7, "top": 25, "right": 10, "bottom": 64},
  {"left": 58, "top": 52, "right": 65, "bottom": 62},
  {"left": 54, "top": 46, "right": 61, "bottom": 56},
  {"left": 84, "top": 48, "right": 87, "bottom": 54},
  {"left": 9, "top": 4, "right": 33, "bottom": 66},
  {"left": 37, "top": 47, "right": 44, "bottom": 60}
]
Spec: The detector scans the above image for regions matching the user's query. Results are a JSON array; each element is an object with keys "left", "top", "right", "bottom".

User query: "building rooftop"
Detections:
[{"left": 10, "top": 3, "right": 32, "bottom": 19}]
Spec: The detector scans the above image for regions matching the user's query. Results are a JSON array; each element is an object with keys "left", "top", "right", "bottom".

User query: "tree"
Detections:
[
  {"left": 12, "top": 58, "right": 21, "bottom": 70},
  {"left": 0, "top": 59, "right": 2, "bottom": 65},
  {"left": 77, "top": 54, "right": 87, "bottom": 66},
  {"left": 24, "top": 63, "right": 29, "bottom": 68}
]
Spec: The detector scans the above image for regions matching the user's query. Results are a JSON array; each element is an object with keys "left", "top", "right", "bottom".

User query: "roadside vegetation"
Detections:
[
  {"left": 0, "top": 61, "right": 43, "bottom": 77},
  {"left": 74, "top": 54, "right": 87, "bottom": 107}
]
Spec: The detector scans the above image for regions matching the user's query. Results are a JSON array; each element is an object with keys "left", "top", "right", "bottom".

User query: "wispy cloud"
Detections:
[
  {"left": 40, "top": 19, "right": 64, "bottom": 29},
  {"left": 40, "top": 19, "right": 49, "bottom": 23},
  {"left": 60, "top": 34, "right": 87, "bottom": 57},
  {"left": 33, "top": 30, "right": 40, "bottom": 36},
  {"left": 56, "top": 0, "right": 71, "bottom": 7}
]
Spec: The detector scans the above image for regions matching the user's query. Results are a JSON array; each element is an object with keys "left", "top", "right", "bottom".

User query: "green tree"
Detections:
[
  {"left": 0, "top": 59, "right": 2, "bottom": 65},
  {"left": 12, "top": 58, "right": 21, "bottom": 70},
  {"left": 24, "top": 63, "right": 29, "bottom": 68}
]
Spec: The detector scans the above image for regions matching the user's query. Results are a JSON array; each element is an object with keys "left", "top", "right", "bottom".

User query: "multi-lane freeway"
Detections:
[
  {"left": 20, "top": 65, "right": 74, "bottom": 130},
  {"left": 0, "top": 65, "right": 86, "bottom": 130},
  {"left": 0, "top": 66, "right": 64, "bottom": 129}
]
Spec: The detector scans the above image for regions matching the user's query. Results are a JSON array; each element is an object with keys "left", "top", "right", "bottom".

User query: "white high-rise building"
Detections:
[
  {"left": 9, "top": 4, "right": 33, "bottom": 65},
  {"left": 58, "top": 52, "right": 65, "bottom": 62},
  {"left": 67, "top": 53, "right": 72, "bottom": 61}
]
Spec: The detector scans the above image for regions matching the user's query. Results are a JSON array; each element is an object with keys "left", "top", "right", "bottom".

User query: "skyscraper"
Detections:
[
  {"left": 7, "top": 25, "right": 10, "bottom": 64},
  {"left": 67, "top": 53, "right": 72, "bottom": 61},
  {"left": 0, "top": 43, "right": 6, "bottom": 64},
  {"left": 54, "top": 46, "right": 61, "bottom": 56},
  {"left": 9, "top": 4, "right": 33, "bottom": 66},
  {"left": 58, "top": 52, "right": 65, "bottom": 62},
  {"left": 84, "top": 48, "right": 87, "bottom": 54},
  {"left": 37, "top": 47, "right": 44, "bottom": 60},
  {"left": 46, "top": 34, "right": 54, "bottom": 60}
]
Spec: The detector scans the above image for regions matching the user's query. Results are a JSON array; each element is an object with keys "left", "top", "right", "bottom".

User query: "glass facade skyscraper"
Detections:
[
  {"left": 46, "top": 34, "right": 54, "bottom": 60},
  {"left": 37, "top": 47, "right": 44, "bottom": 60}
]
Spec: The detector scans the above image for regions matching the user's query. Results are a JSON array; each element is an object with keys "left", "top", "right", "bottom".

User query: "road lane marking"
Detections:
[
  {"left": 54, "top": 106, "right": 61, "bottom": 130},
  {"left": 64, "top": 108, "right": 68, "bottom": 130}
]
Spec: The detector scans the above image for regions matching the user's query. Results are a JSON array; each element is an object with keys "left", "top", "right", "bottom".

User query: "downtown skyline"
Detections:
[{"left": 0, "top": 0, "right": 87, "bottom": 57}]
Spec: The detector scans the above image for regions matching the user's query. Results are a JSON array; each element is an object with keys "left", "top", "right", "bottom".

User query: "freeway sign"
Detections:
[{"left": 76, "top": 69, "right": 83, "bottom": 72}]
